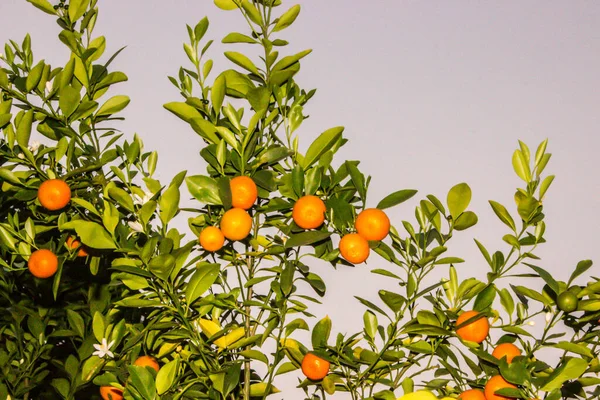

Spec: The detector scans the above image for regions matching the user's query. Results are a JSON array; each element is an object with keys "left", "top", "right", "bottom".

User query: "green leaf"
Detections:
[
  {"left": 447, "top": 183, "right": 471, "bottom": 219},
  {"left": 377, "top": 290, "right": 405, "bottom": 313},
  {"left": 241, "top": 0, "right": 263, "bottom": 24},
  {"left": 96, "top": 95, "right": 130, "bottom": 116},
  {"left": 128, "top": 366, "right": 157, "bottom": 399},
  {"left": 285, "top": 231, "right": 331, "bottom": 248},
  {"left": 214, "top": 0, "right": 238, "bottom": 10},
  {"left": 186, "top": 175, "right": 222, "bottom": 205},
  {"left": 26, "top": 0, "right": 57, "bottom": 15},
  {"left": 16, "top": 109, "right": 33, "bottom": 148},
  {"left": 363, "top": 311, "right": 378, "bottom": 340},
  {"left": 159, "top": 183, "right": 180, "bottom": 225},
  {"left": 272, "top": 49, "right": 312, "bottom": 71},
  {"left": 194, "top": 17, "right": 209, "bottom": 41},
  {"left": 551, "top": 342, "right": 593, "bottom": 358},
  {"left": 302, "top": 126, "right": 343, "bottom": 169},
  {"left": 454, "top": 211, "right": 478, "bottom": 231},
  {"left": 489, "top": 200, "right": 516, "bottom": 231},
  {"left": 539, "top": 174, "right": 555, "bottom": 200},
  {"left": 540, "top": 358, "right": 588, "bottom": 391},
  {"left": 212, "top": 74, "right": 226, "bottom": 113},
  {"left": 66, "top": 309, "right": 85, "bottom": 338},
  {"left": 60, "top": 220, "right": 116, "bottom": 249},
  {"left": 68, "top": 0, "right": 90, "bottom": 22},
  {"left": 0, "top": 168, "right": 22, "bottom": 186},
  {"left": 312, "top": 316, "right": 332, "bottom": 349},
  {"left": 59, "top": 85, "right": 81, "bottom": 118},
  {"left": 247, "top": 87, "right": 271, "bottom": 112},
  {"left": 280, "top": 262, "right": 294, "bottom": 296},
  {"left": 81, "top": 357, "right": 106, "bottom": 385},
  {"left": 92, "top": 312, "right": 105, "bottom": 342},
  {"left": 500, "top": 360, "right": 530, "bottom": 385},
  {"left": 222, "top": 32, "right": 257, "bottom": 44},
  {"left": 377, "top": 189, "right": 417, "bottom": 210},
  {"left": 26, "top": 61, "right": 45, "bottom": 91},
  {"left": 108, "top": 185, "right": 135, "bottom": 212},
  {"left": 568, "top": 260, "right": 593, "bottom": 285},
  {"left": 525, "top": 263, "right": 558, "bottom": 294},
  {"left": 240, "top": 349, "right": 269, "bottom": 364},
  {"left": 224, "top": 51, "right": 260, "bottom": 75},
  {"left": 512, "top": 149, "right": 531, "bottom": 182},
  {"left": 163, "top": 101, "right": 203, "bottom": 123},
  {"left": 185, "top": 263, "right": 221, "bottom": 304},
  {"left": 273, "top": 4, "right": 301, "bottom": 32},
  {"left": 156, "top": 358, "right": 178, "bottom": 395},
  {"left": 355, "top": 296, "right": 387, "bottom": 316},
  {"left": 249, "top": 383, "right": 280, "bottom": 397},
  {"left": 474, "top": 284, "right": 496, "bottom": 311}
]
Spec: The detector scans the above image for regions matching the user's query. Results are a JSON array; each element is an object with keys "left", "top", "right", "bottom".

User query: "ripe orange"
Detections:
[
  {"left": 220, "top": 208, "right": 252, "bottom": 241},
  {"left": 38, "top": 179, "right": 71, "bottom": 211},
  {"left": 339, "top": 233, "right": 370, "bottom": 264},
  {"left": 492, "top": 343, "right": 521, "bottom": 364},
  {"left": 355, "top": 208, "right": 390, "bottom": 241},
  {"left": 292, "top": 195, "right": 326, "bottom": 230},
  {"left": 301, "top": 353, "right": 330, "bottom": 381},
  {"left": 100, "top": 386, "right": 123, "bottom": 400},
  {"left": 28, "top": 249, "right": 59, "bottom": 279},
  {"left": 66, "top": 236, "right": 88, "bottom": 257},
  {"left": 458, "top": 389, "right": 486, "bottom": 400},
  {"left": 230, "top": 176, "right": 258, "bottom": 210},
  {"left": 484, "top": 375, "right": 517, "bottom": 400},
  {"left": 133, "top": 355, "right": 160, "bottom": 372},
  {"left": 456, "top": 310, "right": 489, "bottom": 344},
  {"left": 199, "top": 226, "right": 225, "bottom": 252}
]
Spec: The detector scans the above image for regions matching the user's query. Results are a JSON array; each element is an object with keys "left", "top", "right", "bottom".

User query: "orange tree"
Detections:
[
  {"left": 0, "top": 0, "right": 175, "bottom": 398},
  {"left": 2, "top": 1, "right": 600, "bottom": 400}
]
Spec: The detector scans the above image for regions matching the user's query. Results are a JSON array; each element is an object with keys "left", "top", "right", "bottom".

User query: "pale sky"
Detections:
[{"left": 2, "top": 1, "right": 599, "bottom": 398}]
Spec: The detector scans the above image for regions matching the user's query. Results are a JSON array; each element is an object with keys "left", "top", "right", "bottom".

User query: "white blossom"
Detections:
[
  {"left": 28, "top": 140, "right": 41, "bottom": 152},
  {"left": 133, "top": 190, "right": 153, "bottom": 206},
  {"left": 127, "top": 220, "right": 145, "bottom": 239},
  {"left": 45, "top": 80, "right": 53, "bottom": 93},
  {"left": 92, "top": 338, "right": 115, "bottom": 359},
  {"left": 128, "top": 221, "right": 144, "bottom": 232},
  {"left": 17, "top": 153, "right": 25, "bottom": 159},
  {"left": 545, "top": 312, "right": 552, "bottom": 324},
  {"left": 527, "top": 320, "right": 536, "bottom": 326}
]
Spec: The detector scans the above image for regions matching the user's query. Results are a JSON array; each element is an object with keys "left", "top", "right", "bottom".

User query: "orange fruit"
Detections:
[
  {"left": 66, "top": 236, "right": 88, "bottom": 257},
  {"left": 100, "top": 386, "right": 123, "bottom": 400},
  {"left": 133, "top": 355, "right": 160, "bottom": 372},
  {"left": 459, "top": 389, "right": 486, "bottom": 400},
  {"left": 292, "top": 195, "right": 326, "bottom": 230},
  {"left": 456, "top": 310, "right": 489, "bottom": 344},
  {"left": 38, "top": 179, "right": 71, "bottom": 211},
  {"left": 355, "top": 208, "right": 390, "bottom": 241},
  {"left": 199, "top": 226, "right": 225, "bottom": 252},
  {"left": 557, "top": 291, "right": 578, "bottom": 313},
  {"left": 230, "top": 176, "right": 258, "bottom": 210},
  {"left": 484, "top": 375, "right": 517, "bottom": 400},
  {"left": 28, "top": 249, "right": 59, "bottom": 279},
  {"left": 301, "top": 353, "right": 330, "bottom": 381},
  {"left": 220, "top": 208, "right": 252, "bottom": 241},
  {"left": 339, "top": 233, "right": 370, "bottom": 264},
  {"left": 492, "top": 343, "right": 521, "bottom": 364}
]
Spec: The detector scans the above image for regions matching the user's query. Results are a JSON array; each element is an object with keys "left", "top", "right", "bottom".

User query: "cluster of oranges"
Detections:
[
  {"left": 455, "top": 310, "right": 521, "bottom": 400},
  {"left": 291, "top": 194, "right": 391, "bottom": 264},
  {"left": 100, "top": 356, "right": 160, "bottom": 399},
  {"left": 198, "top": 176, "right": 257, "bottom": 252},
  {"left": 27, "top": 178, "right": 85, "bottom": 279}
]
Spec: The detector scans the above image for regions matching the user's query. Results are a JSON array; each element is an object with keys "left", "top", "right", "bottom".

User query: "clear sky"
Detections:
[{"left": 2, "top": 1, "right": 600, "bottom": 397}]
